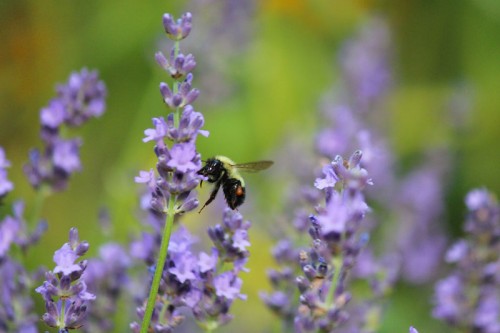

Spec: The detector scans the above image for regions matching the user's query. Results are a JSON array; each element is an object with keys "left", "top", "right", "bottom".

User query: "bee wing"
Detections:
[{"left": 233, "top": 160, "right": 274, "bottom": 173}]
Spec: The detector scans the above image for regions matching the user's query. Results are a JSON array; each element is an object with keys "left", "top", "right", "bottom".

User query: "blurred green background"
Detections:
[{"left": 1, "top": 0, "right": 500, "bottom": 332}]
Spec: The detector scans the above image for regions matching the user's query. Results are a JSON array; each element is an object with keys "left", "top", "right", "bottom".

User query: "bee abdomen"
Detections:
[{"left": 223, "top": 178, "right": 246, "bottom": 210}]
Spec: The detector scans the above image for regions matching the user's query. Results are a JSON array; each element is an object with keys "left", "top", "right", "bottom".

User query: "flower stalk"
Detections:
[{"left": 139, "top": 195, "right": 176, "bottom": 333}]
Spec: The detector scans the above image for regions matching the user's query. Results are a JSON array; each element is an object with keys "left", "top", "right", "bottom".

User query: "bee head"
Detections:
[{"left": 198, "top": 158, "right": 224, "bottom": 182}]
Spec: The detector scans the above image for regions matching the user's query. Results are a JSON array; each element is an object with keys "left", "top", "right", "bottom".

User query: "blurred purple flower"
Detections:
[
  {"left": 339, "top": 17, "right": 392, "bottom": 112},
  {"left": 57, "top": 68, "right": 107, "bottom": 125},
  {"left": 24, "top": 68, "right": 106, "bottom": 191},
  {"left": 168, "top": 226, "right": 198, "bottom": 254},
  {"left": 214, "top": 272, "right": 246, "bottom": 300},
  {"left": 40, "top": 99, "right": 65, "bottom": 128},
  {"left": 316, "top": 192, "right": 350, "bottom": 235},
  {"left": 82, "top": 243, "right": 131, "bottom": 333},
  {"left": 0, "top": 258, "right": 39, "bottom": 332},
  {"left": 474, "top": 287, "right": 500, "bottom": 333},
  {"left": 198, "top": 248, "right": 218, "bottom": 273},
  {"left": 0, "top": 201, "right": 46, "bottom": 255},
  {"left": 169, "top": 252, "right": 197, "bottom": 283},
  {"left": 433, "top": 188, "right": 500, "bottom": 332},
  {"left": 52, "top": 138, "right": 82, "bottom": 174},
  {"left": 232, "top": 229, "right": 251, "bottom": 252},
  {"left": 433, "top": 274, "right": 464, "bottom": 322},
  {"left": 0, "top": 147, "right": 13, "bottom": 197},
  {"left": 395, "top": 158, "right": 449, "bottom": 284},
  {"left": 0, "top": 216, "right": 21, "bottom": 259},
  {"left": 134, "top": 168, "right": 156, "bottom": 190}
]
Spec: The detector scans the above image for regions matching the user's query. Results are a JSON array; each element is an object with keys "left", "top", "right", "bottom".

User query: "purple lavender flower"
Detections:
[
  {"left": 36, "top": 228, "right": 95, "bottom": 331},
  {"left": 433, "top": 188, "right": 500, "bottom": 332},
  {"left": 263, "top": 150, "right": 372, "bottom": 333},
  {"left": 0, "top": 258, "right": 39, "bottom": 332},
  {"left": 162, "top": 12, "right": 192, "bottom": 41},
  {"left": 82, "top": 243, "right": 131, "bottom": 332},
  {"left": 214, "top": 272, "right": 246, "bottom": 300},
  {"left": 132, "top": 209, "right": 251, "bottom": 331},
  {"left": 56, "top": 68, "right": 107, "bottom": 126},
  {"left": 52, "top": 138, "right": 82, "bottom": 174},
  {"left": 160, "top": 74, "right": 200, "bottom": 109},
  {"left": 133, "top": 11, "right": 261, "bottom": 333},
  {"left": 339, "top": 17, "right": 392, "bottom": 113},
  {"left": 156, "top": 49, "right": 196, "bottom": 80},
  {"left": 24, "top": 68, "right": 106, "bottom": 192},
  {"left": 0, "top": 147, "right": 13, "bottom": 197},
  {"left": 432, "top": 274, "right": 465, "bottom": 322},
  {"left": 166, "top": 142, "right": 199, "bottom": 173},
  {"left": 0, "top": 217, "right": 20, "bottom": 259},
  {"left": 0, "top": 201, "right": 47, "bottom": 256},
  {"left": 137, "top": 11, "right": 207, "bottom": 220},
  {"left": 0, "top": 199, "right": 47, "bottom": 331},
  {"left": 143, "top": 117, "right": 168, "bottom": 146},
  {"left": 137, "top": 81, "right": 205, "bottom": 214}
]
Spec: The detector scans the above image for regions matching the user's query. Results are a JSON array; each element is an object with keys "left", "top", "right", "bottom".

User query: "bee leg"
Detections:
[{"left": 198, "top": 180, "right": 221, "bottom": 213}]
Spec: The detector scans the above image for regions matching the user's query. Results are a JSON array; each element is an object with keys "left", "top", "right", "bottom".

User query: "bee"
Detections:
[{"left": 197, "top": 156, "right": 273, "bottom": 213}]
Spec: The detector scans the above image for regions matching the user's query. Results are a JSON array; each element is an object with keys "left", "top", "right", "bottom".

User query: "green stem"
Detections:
[
  {"left": 31, "top": 185, "right": 49, "bottom": 227},
  {"left": 325, "top": 255, "right": 343, "bottom": 307},
  {"left": 59, "top": 299, "right": 67, "bottom": 329},
  {"left": 139, "top": 195, "right": 177, "bottom": 333}
]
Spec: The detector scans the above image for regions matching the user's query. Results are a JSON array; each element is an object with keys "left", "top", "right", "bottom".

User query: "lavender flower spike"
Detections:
[
  {"left": 24, "top": 68, "right": 107, "bottom": 192},
  {"left": 433, "top": 188, "right": 500, "bottom": 332},
  {"left": 135, "top": 10, "right": 209, "bottom": 333},
  {"left": 36, "top": 228, "right": 95, "bottom": 331}
]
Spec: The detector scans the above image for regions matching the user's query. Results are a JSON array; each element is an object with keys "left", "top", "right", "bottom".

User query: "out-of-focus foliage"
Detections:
[{"left": 1, "top": 0, "right": 499, "bottom": 332}]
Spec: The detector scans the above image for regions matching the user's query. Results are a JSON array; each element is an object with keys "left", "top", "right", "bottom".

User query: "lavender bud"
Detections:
[{"left": 162, "top": 12, "right": 192, "bottom": 41}]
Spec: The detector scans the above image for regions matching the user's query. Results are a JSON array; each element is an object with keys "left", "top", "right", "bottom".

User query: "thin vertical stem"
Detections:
[
  {"left": 139, "top": 195, "right": 177, "bottom": 333},
  {"left": 31, "top": 185, "right": 49, "bottom": 227},
  {"left": 325, "top": 255, "right": 343, "bottom": 307},
  {"left": 58, "top": 300, "right": 67, "bottom": 330}
]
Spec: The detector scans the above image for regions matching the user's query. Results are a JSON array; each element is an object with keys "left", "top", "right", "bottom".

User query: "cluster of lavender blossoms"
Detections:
[
  {"left": 261, "top": 151, "right": 372, "bottom": 332},
  {"left": 2, "top": 5, "right": 497, "bottom": 333},
  {"left": 135, "top": 12, "right": 204, "bottom": 219},
  {"left": 131, "top": 209, "right": 251, "bottom": 332},
  {"left": 0, "top": 201, "right": 45, "bottom": 332},
  {"left": 131, "top": 12, "right": 250, "bottom": 333},
  {"left": 36, "top": 228, "right": 95, "bottom": 331},
  {"left": 0, "top": 67, "right": 106, "bottom": 332},
  {"left": 82, "top": 242, "right": 131, "bottom": 333},
  {"left": 433, "top": 188, "right": 500, "bottom": 333},
  {"left": 24, "top": 68, "right": 106, "bottom": 192},
  {"left": 262, "top": 17, "right": 452, "bottom": 333}
]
